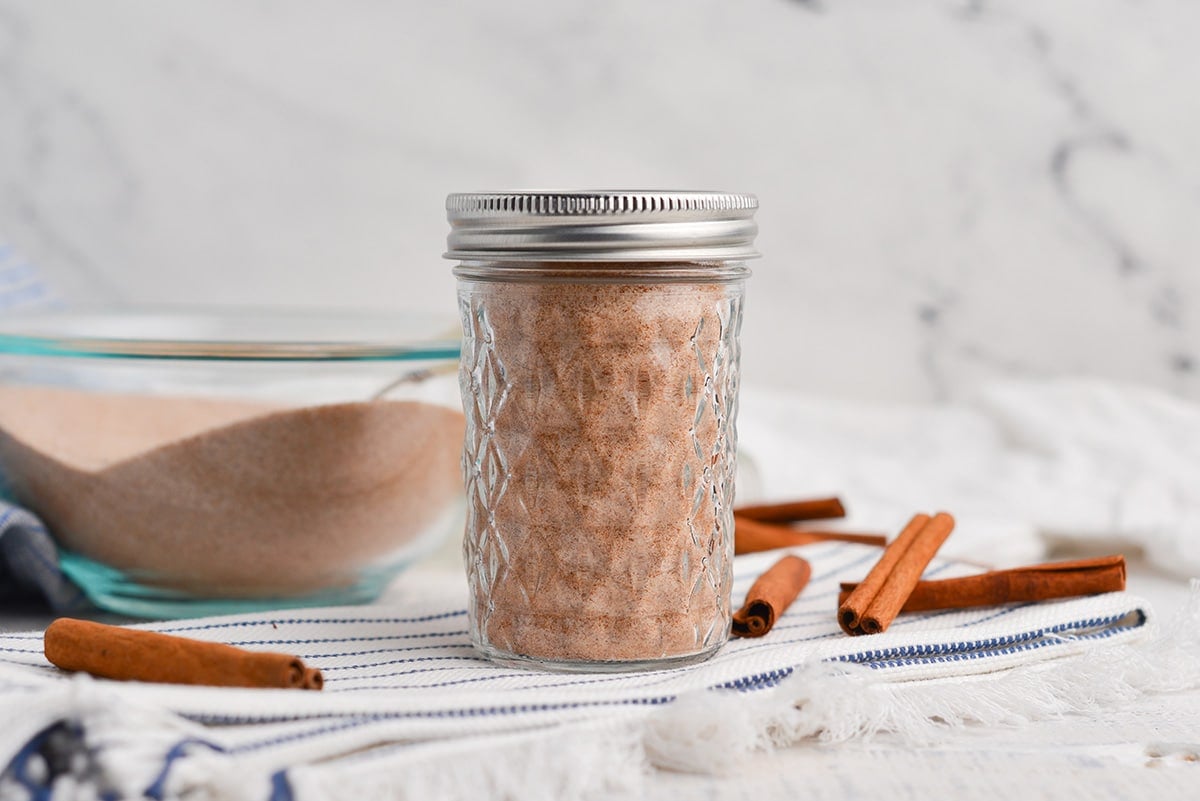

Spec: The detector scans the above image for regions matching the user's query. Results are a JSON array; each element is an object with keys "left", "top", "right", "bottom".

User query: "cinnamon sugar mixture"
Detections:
[
  {"left": 460, "top": 277, "right": 744, "bottom": 664},
  {"left": 0, "top": 385, "right": 464, "bottom": 596}
]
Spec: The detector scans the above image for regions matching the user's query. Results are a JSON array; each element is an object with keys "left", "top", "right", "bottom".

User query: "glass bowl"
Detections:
[{"left": 0, "top": 308, "right": 464, "bottom": 618}]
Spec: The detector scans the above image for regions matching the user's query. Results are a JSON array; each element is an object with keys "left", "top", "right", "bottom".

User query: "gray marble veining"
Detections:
[{"left": 0, "top": 0, "right": 1196, "bottom": 402}]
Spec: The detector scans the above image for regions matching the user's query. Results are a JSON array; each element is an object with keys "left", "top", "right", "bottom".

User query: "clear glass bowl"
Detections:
[{"left": 0, "top": 308, "right": 463, "bottom": 618}]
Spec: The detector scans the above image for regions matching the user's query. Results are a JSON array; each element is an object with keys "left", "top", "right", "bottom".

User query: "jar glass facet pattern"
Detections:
[{"left": 448, "top": 192, "right": 757, "bottom": 671}]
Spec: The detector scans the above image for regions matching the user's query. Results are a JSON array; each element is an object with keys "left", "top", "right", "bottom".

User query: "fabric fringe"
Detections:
[
  {"left": 289, "top": 720, "right": 648, "bottom": 801},
  {"left": 645, "top": 580, "right": 1200, "bottom": 774},
  {"left": 0, "top": 675, "right": 238, "bottom": 801}
]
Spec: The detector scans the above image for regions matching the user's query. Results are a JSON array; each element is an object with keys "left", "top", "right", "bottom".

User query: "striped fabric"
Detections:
[{"left": 0, "top": 543, "right": 1150, "bottom": 799}]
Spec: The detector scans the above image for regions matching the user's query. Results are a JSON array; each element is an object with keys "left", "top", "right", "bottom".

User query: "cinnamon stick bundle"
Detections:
[
  {"left": 734, "top": 496, "right": 846, "bottom": 524},
  {"left": 838, "top": 555, "right": 1126, "bottom": 613},
  {"left": 838, "top": 512, "right": 955, "bottom": 636},
  {"left": 734, "top": 516, "right": 887, "bottom": 555},
  {"left": 44, "top": 618, "right": 323, "bottom": 690},
  {"left": 732, "top": 555, "right": 812, "bottom": 638}
]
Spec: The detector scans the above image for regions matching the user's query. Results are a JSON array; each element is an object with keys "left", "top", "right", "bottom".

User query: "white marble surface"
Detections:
[{"left": 0, "top": 0, "right": 1198, "bottom": 402}]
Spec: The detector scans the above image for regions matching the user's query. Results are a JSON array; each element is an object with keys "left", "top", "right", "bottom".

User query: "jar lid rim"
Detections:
[
  {"left": 447, "top": 190, "right": 757, "bottom": 217},
  {"left": 444, "top": 190, "right": 759, "bottom": 262}
]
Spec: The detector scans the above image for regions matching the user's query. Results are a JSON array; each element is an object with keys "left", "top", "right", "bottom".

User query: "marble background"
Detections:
[{"left": 0, "top": 0, "right": 1197, "bottom": 402}]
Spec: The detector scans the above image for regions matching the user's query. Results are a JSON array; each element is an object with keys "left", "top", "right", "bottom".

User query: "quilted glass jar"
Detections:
[{"left": 446, "top": 191, "right": 758, "bottom": 671}]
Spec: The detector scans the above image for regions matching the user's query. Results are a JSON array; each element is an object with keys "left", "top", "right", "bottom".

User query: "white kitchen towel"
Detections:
[
  {"left": 0, "top": 543, "right": 1167, "bottom": 801},
  {"left": 737, "top": 378, "right": 1200, "bottom": 577}
]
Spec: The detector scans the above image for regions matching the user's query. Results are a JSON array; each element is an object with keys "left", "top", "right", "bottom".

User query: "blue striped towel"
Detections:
[{"left": 0, "top": 543, "right": 1153, "bottom": 801}]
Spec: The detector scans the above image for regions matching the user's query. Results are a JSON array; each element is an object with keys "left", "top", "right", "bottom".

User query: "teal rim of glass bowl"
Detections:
[
  {"left": 57, "top": 549, "right": 415, "bottom": 619},
  {"left": 0, "top": 307, "right": 462, "bottom": 362}
]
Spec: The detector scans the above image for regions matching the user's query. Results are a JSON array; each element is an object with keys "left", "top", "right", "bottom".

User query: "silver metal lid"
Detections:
[{"left": 444, "top": 190, "right": 759, "bottom": 262}]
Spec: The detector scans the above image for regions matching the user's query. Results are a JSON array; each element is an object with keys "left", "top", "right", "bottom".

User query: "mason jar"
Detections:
[{"left": 446, "top": 190, "right": 757, "bottom": 672}]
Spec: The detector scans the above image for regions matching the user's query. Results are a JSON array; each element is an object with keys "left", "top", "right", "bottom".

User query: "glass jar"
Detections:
[{"left": 446, "top": 191, "right": 757, "bottom": 672}]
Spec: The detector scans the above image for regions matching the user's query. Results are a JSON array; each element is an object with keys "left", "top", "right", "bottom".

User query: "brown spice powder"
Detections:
[
  {"left": 461, "top": 276, "right": 743, "bottom": 664},
  {"left": 0, "top": 385, "right": 464, "bottom": 596}
]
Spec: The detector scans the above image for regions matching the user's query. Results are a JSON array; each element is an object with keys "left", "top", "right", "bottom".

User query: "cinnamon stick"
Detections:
[
  {"left": 302, "top": 667, "right": 325, "bottom": 690},
  {"left": 732, "top": 555, "right": 812, "bottom": 638},
  {"left": 838, "top": 512, "right": 955, "bottom": 636},
  {"left": 734, "top": 496, "right": 846, "bottom": 524},
  {"left": 734, "top": 516, "right": 887, "bottom": 555},
  {"left": 44, "top": 618, "right": 322, "bottom": 690},
  {"left": 838, "top": 555, "right": 1126, "bottom": 612}
]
